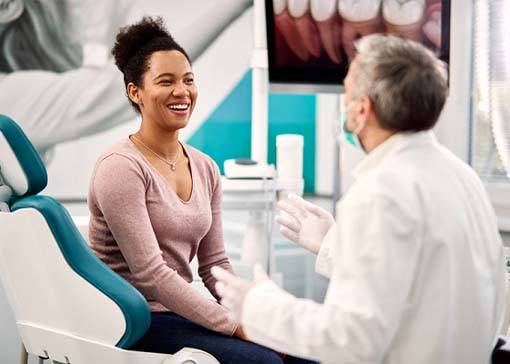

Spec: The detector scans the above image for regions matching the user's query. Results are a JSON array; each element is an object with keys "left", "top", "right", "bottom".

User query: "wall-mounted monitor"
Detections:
[{"left": 266, "top": 0, "right": 451, "bottom": 93}]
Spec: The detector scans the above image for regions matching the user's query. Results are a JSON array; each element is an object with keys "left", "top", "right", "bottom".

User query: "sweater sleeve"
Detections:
[
  {"left": 91, "top": 153, "right": 237, "bottom": 335},
  {"left": 196, "top": 161, "right": 234, "bottom": 300}
]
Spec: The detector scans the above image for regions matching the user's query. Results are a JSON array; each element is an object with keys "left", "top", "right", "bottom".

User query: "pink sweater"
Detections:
[{"left": 88, "top": 137, "right": 237, "bottom": 335}]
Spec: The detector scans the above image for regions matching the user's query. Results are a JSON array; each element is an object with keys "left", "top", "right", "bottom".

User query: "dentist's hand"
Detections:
[
  {"left": 212, "top": 264, "right": 269, "bottom": 323},
  {"left": 276, "top": 193, "right": 335, "bottom": 254}
]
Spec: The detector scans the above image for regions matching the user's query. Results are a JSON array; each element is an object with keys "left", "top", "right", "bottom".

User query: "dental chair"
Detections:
[{"left": 0, "top": 115, "right": 219, "bottom": 364}]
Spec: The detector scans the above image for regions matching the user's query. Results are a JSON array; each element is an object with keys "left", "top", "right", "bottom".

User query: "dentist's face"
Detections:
[
  {"left": 0, "top": 0, "right": 24, "bottom": 24},
  {"left": 342, "top": 61, "right": 360, "bottom": 132},
  {"left": 135, "top": 50, "right": 197, "bottom": 132}
]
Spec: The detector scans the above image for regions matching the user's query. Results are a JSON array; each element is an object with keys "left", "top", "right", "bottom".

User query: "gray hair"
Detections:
[{"left": 351, "top": 34, "right": 449, "bottom": 132}]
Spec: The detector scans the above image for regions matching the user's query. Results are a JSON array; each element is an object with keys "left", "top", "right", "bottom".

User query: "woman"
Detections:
[{"left": 88, "top": 16, "right": 315, "bottom": 364}]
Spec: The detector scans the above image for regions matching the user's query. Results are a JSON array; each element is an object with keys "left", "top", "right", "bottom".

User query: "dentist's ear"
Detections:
[
  {"left": 357, "top": 95, "right": 374, "bottom": 125},
  {"left": 358, "top": 95, "right": 371, "bottom": 113}
]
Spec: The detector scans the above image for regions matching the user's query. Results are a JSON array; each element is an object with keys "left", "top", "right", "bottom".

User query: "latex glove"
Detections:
[
  {"left": 276, "top": 193, "right": 335, "bottom": 254},
  {"left": 212, "top": 264, "right": 269, "bottom": 323}
]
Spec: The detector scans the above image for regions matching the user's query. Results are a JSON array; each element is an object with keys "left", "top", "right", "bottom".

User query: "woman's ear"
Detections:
[{"left": 127, "top": 82, "right": 142, "bottom": 107}]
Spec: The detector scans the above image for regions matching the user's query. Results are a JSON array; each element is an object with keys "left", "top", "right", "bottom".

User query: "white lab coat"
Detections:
[{"left": 242, "top": 131, "right": 508, "bottom": 364}]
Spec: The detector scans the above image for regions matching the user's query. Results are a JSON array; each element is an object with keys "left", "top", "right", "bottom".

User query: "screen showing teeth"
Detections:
[{"left": 267, "top": 0, "right": 449, "bottom": 89}]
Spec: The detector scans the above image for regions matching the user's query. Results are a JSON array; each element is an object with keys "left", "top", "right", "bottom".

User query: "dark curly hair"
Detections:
[{"left": 111, "top": 16, "right": 191, "bottom": 113}]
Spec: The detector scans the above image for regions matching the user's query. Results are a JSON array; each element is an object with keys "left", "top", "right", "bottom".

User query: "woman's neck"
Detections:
[{"left": 136, "top": 122, "right": 180, "bottom": 159}]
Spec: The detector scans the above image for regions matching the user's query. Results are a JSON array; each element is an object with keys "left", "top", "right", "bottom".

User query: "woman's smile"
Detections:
[{"left": 167, "top": 102, "right": 191, "bottom": 116}]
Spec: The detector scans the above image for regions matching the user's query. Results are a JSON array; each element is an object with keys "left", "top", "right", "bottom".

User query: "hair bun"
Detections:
[{"left": 112, "top": 16, "right": 172, "bottom": 72}]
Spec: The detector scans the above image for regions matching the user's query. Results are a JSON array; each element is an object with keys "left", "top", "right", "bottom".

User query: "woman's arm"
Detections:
[
  {"left": 196, "top": 162, "right": 234, "bottom": 300},
  {"left": 91, "top": 153, "right": 237, "bottom": 335}
]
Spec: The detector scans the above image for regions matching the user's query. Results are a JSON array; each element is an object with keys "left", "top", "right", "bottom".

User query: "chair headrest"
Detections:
[{"left": 0, "top": 115, "right": 47, "bottom": 201}]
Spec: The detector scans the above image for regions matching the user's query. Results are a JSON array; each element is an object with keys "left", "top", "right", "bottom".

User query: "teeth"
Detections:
[
  {"left": 338, "top": 0, "right": 382, "bottom": 22},
  {"left": 169, "top": 104, "right": 188, "bottom": 110},
  {"left": 273, "top": 0, "right": 287, "bottom": 15},
  {"left": 339, "top": 1, "right": 384, "bottom": 61},
  {"left": 274, "top": 10, "right": 311, "bottom": 61},
  {"left": 311, "top": 0, "right": 343, "bottom": 64},
  {"left": 310, "top": 0, "right": 336, "bottom": 22},
  {"left": 293, "top": 14, "right": 321, "bottom": 58},
  {"left": 382, "top": 0, "right": 425, "bottom": 26},
  {"left": 288, "top": 0, "right": 308, "bottom": 18},
  {"left": 423, "top": 7, "right": 441, "bottom": 48}
]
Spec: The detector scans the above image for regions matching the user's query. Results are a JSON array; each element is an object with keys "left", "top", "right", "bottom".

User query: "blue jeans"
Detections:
[{"left": 132, "top": 312, "right": 318, "bottom": 364}]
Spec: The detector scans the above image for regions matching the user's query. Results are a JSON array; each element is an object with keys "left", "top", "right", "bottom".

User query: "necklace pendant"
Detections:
[{"left": 170, "top": 163, "right": 176, "bottom": 171}]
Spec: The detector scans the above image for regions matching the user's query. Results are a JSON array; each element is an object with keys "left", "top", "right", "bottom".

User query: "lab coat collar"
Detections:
[{"left": 352, "top": 130, "right": 437, "bottom": 180}]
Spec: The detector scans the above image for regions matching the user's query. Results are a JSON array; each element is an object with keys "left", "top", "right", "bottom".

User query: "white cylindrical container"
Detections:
[{"left": 276, "top": 134, "right": 304, "bottom": 180}]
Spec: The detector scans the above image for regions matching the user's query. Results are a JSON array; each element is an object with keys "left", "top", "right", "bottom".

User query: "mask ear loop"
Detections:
[
  {"left": 351, "top": 97, "right": 367, "bottom": 136},
  {"left": 352, "top": 119, "right": 365, "bottom": 135}
]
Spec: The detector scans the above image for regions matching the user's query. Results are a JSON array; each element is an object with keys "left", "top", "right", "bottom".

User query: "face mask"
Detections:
[
  {"left": 0, "top": 0, "right": 24, "bottom": 24},
  {"left": 340, "top": 95, "right": 365, "bottom": 150}
]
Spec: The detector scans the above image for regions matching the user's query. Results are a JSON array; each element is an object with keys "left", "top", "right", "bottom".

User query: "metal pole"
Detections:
[{"left": 251, "top": 0, "right": 269, "bottom": 165}]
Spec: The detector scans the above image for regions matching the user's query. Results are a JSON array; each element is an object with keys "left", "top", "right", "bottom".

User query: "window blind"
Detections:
[{"left": 472, "top": 0, "right": 510, "bottom": 181}]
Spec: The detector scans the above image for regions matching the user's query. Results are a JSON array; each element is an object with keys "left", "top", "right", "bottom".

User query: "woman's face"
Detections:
[{"left": 134, "top": 50, "right": 197, "bottom": 132}]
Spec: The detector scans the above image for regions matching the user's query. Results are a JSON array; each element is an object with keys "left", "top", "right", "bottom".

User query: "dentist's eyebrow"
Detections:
[{"left": 153, "top": 72, "right": 194, "bottom": 80}]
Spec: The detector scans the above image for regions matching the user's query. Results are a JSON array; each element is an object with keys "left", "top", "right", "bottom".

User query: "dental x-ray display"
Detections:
[{"left": 266, "top": 0, "right": 450, "bottom": 92}]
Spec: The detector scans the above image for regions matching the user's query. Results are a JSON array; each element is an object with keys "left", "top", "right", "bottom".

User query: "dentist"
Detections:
[{"left": 212, "top": 34, "right": 508, "bottom": 364}]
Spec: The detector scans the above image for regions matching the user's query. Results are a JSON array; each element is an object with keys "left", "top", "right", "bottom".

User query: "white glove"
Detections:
[
  {"left": 276, "top": 193, "right": 335, "bottom": 254},
  {"left": 212, "top": 264, "right": 269, "bottom": 323}
]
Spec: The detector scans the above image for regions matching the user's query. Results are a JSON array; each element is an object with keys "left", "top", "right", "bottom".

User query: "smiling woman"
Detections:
[
  {"left": 129, "top": 49, "right": 196, "bottom": 136},
  {"left": 87, "top": 16, "right": 316, "bottom": 364}
]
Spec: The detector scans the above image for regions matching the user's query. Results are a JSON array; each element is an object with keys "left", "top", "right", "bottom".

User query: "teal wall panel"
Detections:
[{"left": 188, "top": 71, "right": 316, "bottom": 192}]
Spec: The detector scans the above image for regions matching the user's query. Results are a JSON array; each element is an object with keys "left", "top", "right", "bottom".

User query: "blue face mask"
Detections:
[
  {"left": 340, "top": 98, "right": 364, "bottom": 150},
  {"left": 341, "top": 108, "right": 358, "bottom": 148}
]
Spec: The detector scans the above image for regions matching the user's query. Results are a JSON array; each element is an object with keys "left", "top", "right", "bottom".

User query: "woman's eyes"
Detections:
[{"left": 158, "top": 79, "right": 194, "bottom": 85}]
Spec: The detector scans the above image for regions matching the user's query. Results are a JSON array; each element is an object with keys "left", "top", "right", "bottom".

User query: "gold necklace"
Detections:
[{"left": 131, "top": 134, "right": 181, "bottom": 171}]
